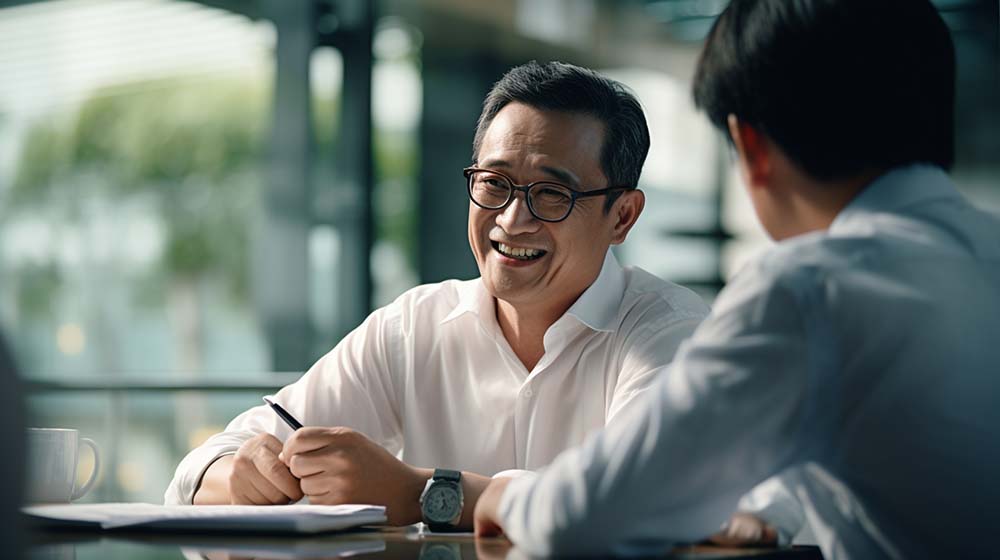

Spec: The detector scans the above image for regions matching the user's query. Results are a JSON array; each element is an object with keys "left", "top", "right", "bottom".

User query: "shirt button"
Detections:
[{"left": 523, "top": 389, "right": 533, "bottom": 398}]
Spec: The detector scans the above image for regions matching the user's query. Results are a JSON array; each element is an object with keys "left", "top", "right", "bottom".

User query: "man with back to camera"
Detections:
[
  {"left": 473, "top": 0, "right": 1000, "bottom": 557},
  {"left": 164, "top": 61, "right": 713, "bottom": 529}
]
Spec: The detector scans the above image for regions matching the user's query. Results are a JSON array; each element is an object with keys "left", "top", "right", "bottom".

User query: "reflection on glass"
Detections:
[
  {"left": 419, "top": 542, "right": 461, "bottom": 560},
  {"left": 28, "top": 543, "right": 75, "bottom": 560},
  {"left": 181, "top": 538, "right": 386, "bottom": 560}
]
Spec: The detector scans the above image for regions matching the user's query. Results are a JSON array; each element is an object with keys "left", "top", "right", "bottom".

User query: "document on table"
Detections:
[{"left": 23, "top": 503, "right": 387, "bottom": 534}]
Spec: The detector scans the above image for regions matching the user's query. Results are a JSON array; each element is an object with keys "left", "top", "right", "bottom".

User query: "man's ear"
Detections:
[
  {"left": 609, "top": 189, "right": 645, "bottom": 245},
  {"left": 727, "top": 114, "right": 772, "bottom": 188}
]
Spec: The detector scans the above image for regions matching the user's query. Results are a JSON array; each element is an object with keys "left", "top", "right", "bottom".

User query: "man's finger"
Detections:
[
  {"left": 707, "top": 513, "right": 778, "bottom": 547},
  {"left": 231, "top": 476, "right": 272, "bottom": 505},
  {"left": 245, "top": 468, "right": 292, "bottom": 504},
  {"left": 283, "top": 427, "right": 352, "bottom": 456},
  {"left": 253, "top": 451, "right": 303, "bottom": 500},
  {"left": 286, "top": 446, "right": 349, "bottom": 479},
  {"left": 259, "top": 433, "right": 286, "bottom": 454},
  {"left": 474, "top": 516, "right": 504, "bottom": 537},
  {"left": 299, "top": 473, "right": 338, "bottom": 498}
]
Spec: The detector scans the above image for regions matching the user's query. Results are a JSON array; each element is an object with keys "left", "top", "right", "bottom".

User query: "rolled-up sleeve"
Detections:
[
  {"left": 164, "top": 303, "right": 405, "bottom": 505},
  {"left": 498, "top": 266, "right": 819, "bottom": 556}
]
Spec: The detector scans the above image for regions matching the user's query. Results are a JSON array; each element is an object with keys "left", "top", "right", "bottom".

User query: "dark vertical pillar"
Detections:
[
  {"left": 328, "top": 0, "right": 374, "bottom": 342},
  {"left": 418, "top": 50, "right": 504, "bottom": 283},
  {"left": 256, "top": 0, "right": 315, "bottom": 371}
]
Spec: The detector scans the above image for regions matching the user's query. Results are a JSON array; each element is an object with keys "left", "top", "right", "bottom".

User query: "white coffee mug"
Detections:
[{"left": 26, "top": 428, "right": 100, "bottom": 503}]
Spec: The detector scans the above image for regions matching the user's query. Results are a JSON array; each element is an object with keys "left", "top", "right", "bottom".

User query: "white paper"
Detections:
[{"left": 24, "top": 503, "right": 386, "bottom": 534}]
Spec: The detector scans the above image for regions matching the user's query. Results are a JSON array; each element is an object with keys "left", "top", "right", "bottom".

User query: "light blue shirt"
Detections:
[{"left": 498, "top": 165, "right": 1000, "bottom": 559}]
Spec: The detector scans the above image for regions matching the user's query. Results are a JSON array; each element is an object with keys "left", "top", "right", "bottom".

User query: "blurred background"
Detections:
[{"left": 0, "top": 0, "right": 997, "bottom": 503}]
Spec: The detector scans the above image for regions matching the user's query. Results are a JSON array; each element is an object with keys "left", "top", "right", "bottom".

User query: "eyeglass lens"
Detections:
[{"left": 468, "top": 170, "right": 574, "bottom": 221}]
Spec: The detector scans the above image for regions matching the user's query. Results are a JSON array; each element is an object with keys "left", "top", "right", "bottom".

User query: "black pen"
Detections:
[{"left": 263, "top": 396, "right": 304, "bottom": 430}]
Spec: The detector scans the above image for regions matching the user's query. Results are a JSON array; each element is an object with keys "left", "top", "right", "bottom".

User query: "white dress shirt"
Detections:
[
  {"left": 165, "top": 251, "right": 709, "bottom": 505},
  {"left": 498, "top": 165, "right": 1000, "bottom": 559}
]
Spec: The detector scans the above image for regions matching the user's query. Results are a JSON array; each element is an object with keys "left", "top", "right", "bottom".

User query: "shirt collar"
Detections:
[
  {"left": 439, "top": 250, "right": 627, "bottom": 333},
  {"left": 830, "top": 164, "right": 960, "bottom": 234},
  {"left": 564, "top": 250, "right": 626, "bottom": 333},
  {"left": 440, "top": 278, "right": 492, "bottom": 325}
]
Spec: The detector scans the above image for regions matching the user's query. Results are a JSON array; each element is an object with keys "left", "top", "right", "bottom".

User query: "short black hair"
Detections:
[
  {"left": 693, "top": 0, "right": 955, "bottom": 180},
  {"left": 473, "top": 61, "right": 650, "bottom": 211}
]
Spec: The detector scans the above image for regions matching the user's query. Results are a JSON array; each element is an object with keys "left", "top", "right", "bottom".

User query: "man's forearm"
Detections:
[
  {"left": 193, "top": 455, "right": 234, "bottom": 505},
  {"left": 194, "top": 452, "right": 493, "bottom": 527}
]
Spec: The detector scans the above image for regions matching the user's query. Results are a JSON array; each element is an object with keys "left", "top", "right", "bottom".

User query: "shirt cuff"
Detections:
[
  {"left": 164, "top": 447, "right": 239, "bottom": 505},
  {"left": 492, "top": 469, "right": 535, "bottom": 480}
]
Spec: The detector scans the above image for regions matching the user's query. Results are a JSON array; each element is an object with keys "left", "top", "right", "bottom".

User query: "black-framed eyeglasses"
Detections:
[{"left": 463, "top": 167, "right": 628, "bottom": 223}]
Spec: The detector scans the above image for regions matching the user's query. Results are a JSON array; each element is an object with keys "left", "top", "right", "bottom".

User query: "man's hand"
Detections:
[
  {"left": 280, "top": 427, "right": 427, "bottom": 525},
  {"left": 228, "top": 433, "right": 304, "bottom": 505},
  {"left": 473, "top": 477, "right": 512, "bottom": 538},
  {"left": 708, "top": 512, "right": 779, "bottom": 547}
]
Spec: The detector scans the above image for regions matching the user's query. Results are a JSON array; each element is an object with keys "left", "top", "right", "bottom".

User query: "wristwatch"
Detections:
[{"left": 419, "top": 468, "right": 464, "bottom": 531}]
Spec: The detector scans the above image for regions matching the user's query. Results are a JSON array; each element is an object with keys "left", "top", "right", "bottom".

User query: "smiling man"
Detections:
[{"left": 165, "top": 61, "right": 709, "bottom": 529}]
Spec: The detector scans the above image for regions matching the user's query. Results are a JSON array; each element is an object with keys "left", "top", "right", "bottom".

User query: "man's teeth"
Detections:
[{"left": 498, "top": 243, "right": 543, "bottom": 259}]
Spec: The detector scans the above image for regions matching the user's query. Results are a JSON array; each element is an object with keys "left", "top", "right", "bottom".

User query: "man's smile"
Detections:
[{"left": 491, "top": 241, "right": 548, "bottom": 262}]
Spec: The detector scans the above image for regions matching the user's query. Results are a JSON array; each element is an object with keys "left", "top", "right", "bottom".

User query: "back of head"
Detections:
[
  {"left": 693, "top": 0, "right": 955, "bottom": 180},
  {"left": 473, "top": 61, "right": 651, "bottom": 197}
]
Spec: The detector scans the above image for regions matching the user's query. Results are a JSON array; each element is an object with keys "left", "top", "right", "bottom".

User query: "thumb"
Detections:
[{"left": 474, "top": 516, "right": 504, "bottom": 538}]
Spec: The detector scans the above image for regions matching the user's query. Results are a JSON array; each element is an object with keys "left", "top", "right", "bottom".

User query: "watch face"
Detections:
[{"left": 422, "top": 484, "right": 461, "bottom": 524}]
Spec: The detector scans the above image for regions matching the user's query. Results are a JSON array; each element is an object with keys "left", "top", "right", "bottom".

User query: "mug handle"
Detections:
[{"left": 71, "top": 437, "right": 101, "bottom": 501}]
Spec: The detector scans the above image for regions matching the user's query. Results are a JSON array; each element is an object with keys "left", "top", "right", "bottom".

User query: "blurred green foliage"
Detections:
[
  {"left": 9, "top": 77, "right": 270, "bottom": 309},
  {"left": 7, "top": 72, "right": 418, "bottom": 320},
  {"left": 14, "top": 263, "right": 61, "bottom": 318}
]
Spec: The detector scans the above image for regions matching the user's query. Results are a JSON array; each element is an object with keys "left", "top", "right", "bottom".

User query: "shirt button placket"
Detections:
[{"left": 513, "top": 384, "right": 534, "bottom": 468}]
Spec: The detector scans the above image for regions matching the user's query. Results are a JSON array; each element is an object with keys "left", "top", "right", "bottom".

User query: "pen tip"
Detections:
[{"left": 263, "top": 396, "right": 273, "bottom": 405}]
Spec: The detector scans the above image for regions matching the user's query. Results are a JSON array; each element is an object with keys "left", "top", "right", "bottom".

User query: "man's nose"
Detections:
[{"left": 496, "top": 192, "right": 540, "bottom": 235}]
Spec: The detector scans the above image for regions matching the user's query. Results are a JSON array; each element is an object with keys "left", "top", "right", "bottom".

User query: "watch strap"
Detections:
[
  {"left": 428, "top": 522, "right": 463, "bottom": 533},
  {"left": 432, "top": 468, "right": 461, "bottom": 483}
]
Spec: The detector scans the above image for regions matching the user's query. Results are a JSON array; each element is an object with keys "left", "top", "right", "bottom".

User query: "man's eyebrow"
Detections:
[
  {"left": 478, "top": 158, "right": 511, "bottom": 170},
  {"left": 539, "top": 166, "right": 579, "bottom": 186},
  {"left": 477, "top": 159, "right": 580, "bottom": 186}
]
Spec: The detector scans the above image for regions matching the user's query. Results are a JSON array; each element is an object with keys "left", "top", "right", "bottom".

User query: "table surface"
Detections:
[{"left": 28, "top": 526, "right": 825, "bottom": 559}]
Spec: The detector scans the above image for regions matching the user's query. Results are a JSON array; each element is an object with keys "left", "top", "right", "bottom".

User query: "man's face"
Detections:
[{"left": 468, "top": 102, "right": 620, "bottom": 310}]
